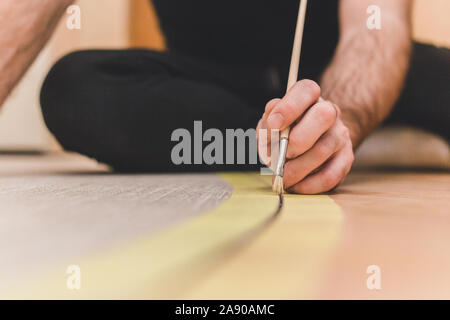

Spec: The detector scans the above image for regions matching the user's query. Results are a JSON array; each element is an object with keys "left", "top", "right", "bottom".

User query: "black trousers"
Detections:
[{"left": 40, "top": 43, "right": 450, "bottom": 172}]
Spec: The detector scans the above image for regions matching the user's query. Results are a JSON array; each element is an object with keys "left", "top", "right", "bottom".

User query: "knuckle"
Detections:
[
  {"left": 286, "top": 138, "right": 302, "bottom": 158},
  {"left": 265, "top": 98, "right": 280, "bottom": 113},
  {"left": 316, "top": 138, "right": 335, "bottom": 158},
  {"left": 336, "top": 130, "right": 348, "bottom": 149},
  {"left": 322, "top": 171, "right": 340, "bottom": 190},
  {"left": 315, "top": 102, "right": 337, "bottom": 124},
  {"left": 281, "top": 99, "right": 299, "bottom": 117},
  {"left": 299, "top": 79, "right": 321, "bottom": 98},
  {"left": 316, "top": 143, "right": 330, "bottom": 158},
  {"left": 290, "top": 182, "right": 305, "bottom": 195},
  {"left": 341, "top": 126, "right": 350, "bottom": 139}
]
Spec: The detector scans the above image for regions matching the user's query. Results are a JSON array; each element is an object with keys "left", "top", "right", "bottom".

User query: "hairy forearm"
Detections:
[
  {"left": 320, "top": 21, "right": 411, "bottom": 148},
  {"left": 0, "top": 0, "right": 73, "bottom": 107}
]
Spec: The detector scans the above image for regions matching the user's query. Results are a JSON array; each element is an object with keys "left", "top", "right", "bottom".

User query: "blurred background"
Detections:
[{"left": 0, "top": 0, "right": 449, "bottom": 152}]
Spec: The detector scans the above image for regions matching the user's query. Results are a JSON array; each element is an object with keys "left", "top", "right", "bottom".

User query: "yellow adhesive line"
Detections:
[{"left": 5, "top": 173, "right": 343, "bottom": 299}]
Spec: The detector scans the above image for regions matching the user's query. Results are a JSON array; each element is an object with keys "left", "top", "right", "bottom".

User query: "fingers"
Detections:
[
  {"left": 288, "top": 141, "right": 354, "bottom": 194},
  {"left": 286, "top": 100, "right": 337, "bottom": 159},
  {"left": 283, "top": 123, "right": 347, "bottom": 189},
  {"left": 264, "top": 98, "right": 281, "bottom": 117},
  {"left": 257, "top": 99, "right": 282, "bottom": 168},
  {"left": 258, "top": 99, "right": 281, "bottom": 139},
  {"left": 266, "top": 80, "right": 321, "bottom": 131},
  {"left": 259, "top": 83, "right": 353, "bottom": 195}
]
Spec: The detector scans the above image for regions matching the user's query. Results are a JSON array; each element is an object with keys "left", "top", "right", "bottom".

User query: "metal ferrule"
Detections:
[{"left": 275, "top": 137, "right": 289, "bottom": 177}]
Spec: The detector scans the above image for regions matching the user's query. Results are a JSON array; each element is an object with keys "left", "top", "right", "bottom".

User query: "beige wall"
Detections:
[
  {"left": 51, "top": 0, "right": 130, "bottom": 60},
  {"left": 414, "top": 0, "right": 450, "bottom": 46},
  {"left": 0, "top": 48, "right": 54, "bottom": 151},
  {"left": 0, "top": 0, "right": 449, "bottom": 151}
]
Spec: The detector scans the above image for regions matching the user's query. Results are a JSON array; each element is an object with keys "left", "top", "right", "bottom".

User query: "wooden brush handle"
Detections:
[{"left": 281, "top": 0, "right": 308, "bottom": 140}]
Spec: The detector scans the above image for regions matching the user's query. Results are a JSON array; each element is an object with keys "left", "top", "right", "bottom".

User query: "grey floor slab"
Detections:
[{"left": 0, "top": 153, "right": 232, "bottom": 289}]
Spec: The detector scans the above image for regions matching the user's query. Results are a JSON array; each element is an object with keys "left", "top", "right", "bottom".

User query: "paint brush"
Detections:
[{"left": 273, "top": 0, "right": 309, "bottom": 194}]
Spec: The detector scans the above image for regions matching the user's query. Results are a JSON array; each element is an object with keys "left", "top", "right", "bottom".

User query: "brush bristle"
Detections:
[{"left": 272, "top": 175, "right": 284, "bottom": 194}]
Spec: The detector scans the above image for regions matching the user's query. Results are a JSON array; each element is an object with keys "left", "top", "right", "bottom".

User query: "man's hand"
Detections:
[{"left": 257, "top": 80, "right": 354, "bottom": 194}]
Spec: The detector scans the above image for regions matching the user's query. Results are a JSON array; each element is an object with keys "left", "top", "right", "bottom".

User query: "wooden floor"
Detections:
[
  {"left": 1, "top": 153, "right": 449, "bottom": 299},
  {"left": 328, "top": 170, "right": 450, "bottom": 299}
]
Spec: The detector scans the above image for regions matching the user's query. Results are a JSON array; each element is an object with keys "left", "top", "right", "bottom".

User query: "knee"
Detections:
[
  {"left": 40, "top": 51, "right": 93, "bottom": 151},
  {"left": 40, "top": 51, "right": 86, "bottom": 120}
]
